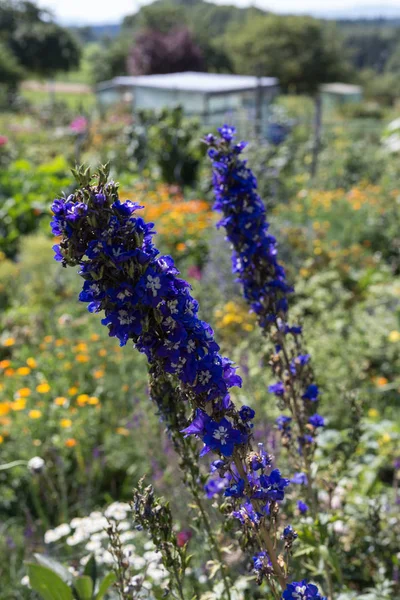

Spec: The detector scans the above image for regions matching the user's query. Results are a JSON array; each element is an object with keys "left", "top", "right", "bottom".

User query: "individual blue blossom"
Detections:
[
  {"left": 203, "top": 417, "right": 246, "bottom": 457},
  {"left": 282, "top": 580, "right": 326, "bottom": 600},
  {"left": 224, "top": 478, "right": 245, "bottom": 498},
  {"left": 252, "top": 469, "right": 289, "bottom": 502},
  {"left": 282, "top": 525, "right": 298, "bottom": 541},
  {"left": 249, "top": 443, "right": 272, "bottom": 472},
  {"left": 308, "top": 414, "right": 325, "bottom": 428},
  {"left": 204, "top": 476, "right": 229, "bottom": 499},
  {"left": 291, "top": 472, "right": 308, "bottom": 485},
  {"left": 276, "top": 415, "right": 292, "bottom": 431},
  {"left": 302, "top": 384, "right": 319, "bottom": 402},
  {"left": 239, "top": 405, "right": 255, "bottom": 422},
  {"left": 297, "top": 500, "right": 309, "bottom": 514},
  {"left": 252, "top": 551, "right": 272, "bottom": 573},
  {"left": 269, "top": 381, "right": 285, "bottom": 396}
]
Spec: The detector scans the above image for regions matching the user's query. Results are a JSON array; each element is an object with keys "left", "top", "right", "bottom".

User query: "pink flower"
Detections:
[
  {"left": 187, "top": 265, "right": 202, "bottom": 281},
  {"left": 70, "top": 117, "right": 87, "bottom": 134},
  {"left": 0, "top": 135, "right": 8, "bottom": 146},
  {"left": 176, "top": 529, "right": 192, "bottom": 547}
]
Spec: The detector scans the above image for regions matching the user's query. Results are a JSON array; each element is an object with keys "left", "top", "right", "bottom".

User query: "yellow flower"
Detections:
[
  {"left": 98, "top": 349, "right": 107, "bottom": 357},
  {"left": 29, "top": 409, "right": 42, "bottom": 419},
  {"left": 16, "top": 387, "right": 31, "bottom": 398},
  {"left": 36, "top": 383, "right": 50, "bottom": 394},
  {"left": 74, "top": 342, "right": 88, "bottom": 353},
  {"left": 368, "top": 408, "right": 379, "bottom": 418},
  {"left": 44, "top": 336, "right": 53, "bottom": 343},
  {"left": 88, "top": 396, "right": 99, "bottom": 405},
  {"left": 93, "top": 369, "right": 104, "bottom": 379},
  {"left": 55, "top": 339, "right": 65, "bottom": 347},
  {"left": 3, "top": 337, "right": 15, "bottom": 347},
  {"left": 17, "top": 366, "right": 31, "bottom": 376},
  {"left": 0, "top": 402, "right": 11, "bottom": 416},
  {"left": 379, "top": 432, "right": 392, "bottom": 445},
  {"left": 26, "top": 358, "right": 37, "bottom": 368},
  {"left": 77, "top": 394, "right": 89, "bottom": 406},
  {"left": 122, "top": 384, "right": 129, "bottom": 392},
  {"left": 116, "top": 427, "right": 130, "bottom": 436},
  {"left": 65, "top": 438, "right": 77, "bottom": 448},
  {"left": 0, "top": 435, "right": 3, "bottom": 444},
  {"left": 388, "top": 330, "right": 400, "bottom": 343},
  {"left": 76, "top": 354, "right": 89, "bottom": 363},
  {"left": 54, "top": 396, "right": 67, "bottom": 406},
  {"left": 90, "top": 333, "right": 100, "bottom": 342},
  {"left": 68, "top": 386, "right": 78, "bottom": 396},
  {"left": 11, "top": 399, "right": 26, "bottom": 411},
  {"left": 60, "top": 418, "right": 72, "bottom": 428}
]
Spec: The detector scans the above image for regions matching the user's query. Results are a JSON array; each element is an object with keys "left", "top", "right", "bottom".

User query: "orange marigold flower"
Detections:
[
  {"left": 17, "top": 367, "right": 31, "bottom": 376},
  {"left": 26, "top": 358, "right": 37, "bottom": 368},
  {"left": 54, "top": 396, "right": 67, "bottom": 406},
  {"left": 65, "top": 438, "right": 77, "bottom": 448},
  {"left": 76, "top": 354, "right": 89, "bottom": 363},
  {"left": 16, "top": 387, "right": 31, "bottom": 398}
]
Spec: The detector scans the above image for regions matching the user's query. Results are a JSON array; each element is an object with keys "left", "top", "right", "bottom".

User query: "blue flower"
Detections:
[
  {"left": 269, "top": 381, "right": 285, "bottom": 396},
  {"left": 252, "top": 551, "right": 272, "bottom": 573},
  {"left": 239, "top": 405, "right": 255, "bottom": 422},
  {"left": 291, "top": 472, "right": 308, "bottom": 485},
  {"left": 252, "top": 469, "right": 289, "bottom": 502},
  {"left": 224, "top": 478, "right": 245, "bottom": 498},
  {"left": 308, "top": 414, "right": 325, "bottom": 428},
  {"left": 282, "top": 580, "right": 326, "bottom": 600},
  {"left": 276, "top": 415, "right": 292, "bottom": 431},
  {"left": 283, "top": 525, "right": 298, "bottom": 541},
  {"left": 302, "top": 384, "right": 319, "bottom": 402},
  {"left": 203, "top": 417, "right": 247, "bottom": 457},
  {"left": 297, "top": 500, "right": 309, "bottom": 514}
]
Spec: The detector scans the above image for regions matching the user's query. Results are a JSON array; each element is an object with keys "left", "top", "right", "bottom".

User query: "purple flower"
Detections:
[
  {"left": 291, "top": 472, "right": 308, "bottom": 485},
  {"left": 224, "top": 478, "right": 245, "bottom": 498},
  {"left": 239, "top": 405, "right": 255, "bottom": 422},
  {"left": 308, "top": 414, "right": 325, "bottom": 428},
  {"left": 203, "top": 417, "right": 247, "bottom": 457},
  {"left": 276, "top": 415, "right": 292, "bottom": 431},
  {"left": 302, "top": 384, "right": 319, "bottom": 402},
  {"left": 252, "top": 469, "right": 289, "bottom": 502},
  {"left": 297, "top": 500, "right": 309, "bottom": 514},
  {"left": 283, "top": 580, "right": 326, "bottom": 600},
  {"left": 269, "top": 381, "right": 285, "bottom": 396}
]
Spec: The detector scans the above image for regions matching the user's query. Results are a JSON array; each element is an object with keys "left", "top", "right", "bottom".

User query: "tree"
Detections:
[
  {"left": 127, "top": 27, "right": 204, "bottom": 76},
  {"left": 227, "top": 15, "right": 349, "bottom": 94},
  {"left": 0, "top": 0, "right": 81, "bottom": 79},
  {"left": 10, "top": 22, "right": 80, "bottom": 78}
]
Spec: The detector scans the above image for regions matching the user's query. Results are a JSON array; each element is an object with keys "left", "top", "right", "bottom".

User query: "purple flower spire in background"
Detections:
[{"left": 205, "top": 125, "right": 324, "bottom": 483}]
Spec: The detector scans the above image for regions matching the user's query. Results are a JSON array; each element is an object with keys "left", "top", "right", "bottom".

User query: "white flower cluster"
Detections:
[{"left": 43, "top": 501, "right": 167, "bottom": 590}]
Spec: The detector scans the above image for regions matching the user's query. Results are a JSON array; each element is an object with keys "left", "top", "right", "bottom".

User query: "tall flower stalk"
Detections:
[
  {"left": 205, "top": 127, "right": 325, "bottom": 512},
  {"left": 51, "top": 164, "right": 326, "bottom": 599}
]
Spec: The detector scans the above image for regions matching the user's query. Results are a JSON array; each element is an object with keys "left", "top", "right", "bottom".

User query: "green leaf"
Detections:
[
  {"left": 95, "top": 572, "right": 117, "bottom": 600},
  {"left": 27, "top": 563, "right": 73, "bottom": 600},
  {"left": 74, "top": 576, "right": 93, "bottom": 600},
  {"left": 34, "top": 553, "right": 74, "bottom": 585},
  {"left": 83, "top": 555, "right": 97, "bottom": 587}
]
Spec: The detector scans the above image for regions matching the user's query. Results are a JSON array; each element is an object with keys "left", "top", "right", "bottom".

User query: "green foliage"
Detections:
[
  {"left": 227, "top": 15, "right": 349, "bottom": 94},
  {"left": 0, "top": 156, "right": 72, "bottom": 258},
  {"left": 27, "top": 554, "right": 116, "bottom": 600},
  {"left": 125, "top": 107, "right": 203, "bottom": 186}
]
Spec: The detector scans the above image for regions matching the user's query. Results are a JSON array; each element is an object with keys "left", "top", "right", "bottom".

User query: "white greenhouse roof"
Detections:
[
  {"left": 320, "top": 83, "right": 362, "bottom": 95},
  {"left": 97, "top": 72, "right": 279, "bottom": 94}
]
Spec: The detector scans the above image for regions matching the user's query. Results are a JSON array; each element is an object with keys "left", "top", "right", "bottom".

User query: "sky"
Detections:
[{"left": 37, "top": 0, "right": 400, "bottom": 24}]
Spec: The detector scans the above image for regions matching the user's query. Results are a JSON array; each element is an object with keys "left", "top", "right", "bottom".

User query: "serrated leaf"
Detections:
[
  {"left": 27, "top": 563, "right": 73, "bottom": 600},
  {"left": 74, "top": 576, "right": 93, "bottom": 600}
]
